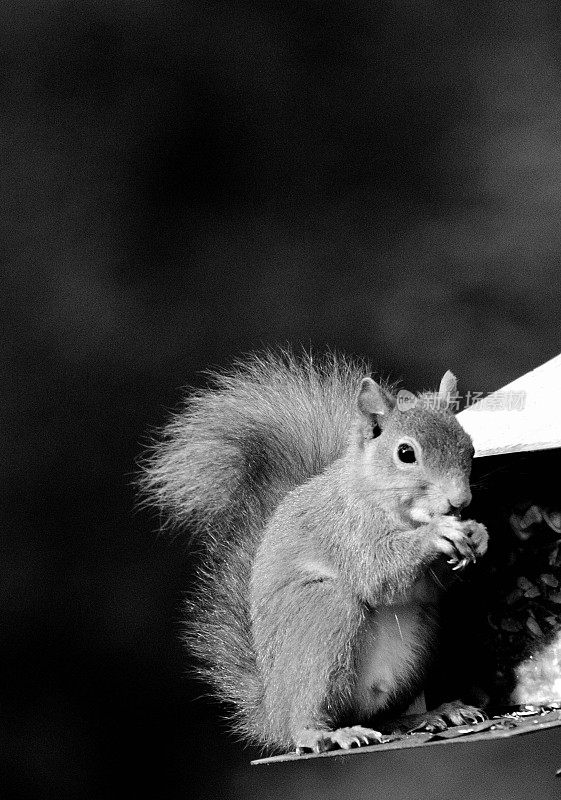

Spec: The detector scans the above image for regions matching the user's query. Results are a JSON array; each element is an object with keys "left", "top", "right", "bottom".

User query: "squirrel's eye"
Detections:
[{"left": 397, "top": 443, "right": 416, "bottom": 464}]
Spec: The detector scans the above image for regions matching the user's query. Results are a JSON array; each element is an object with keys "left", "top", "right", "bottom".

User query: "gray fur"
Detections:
[
  {"left": 140, "top": 350, "right": 480, "bottom": 752},
  {"left": 140, "top": 351, "right": 378, "bottom": 745}
]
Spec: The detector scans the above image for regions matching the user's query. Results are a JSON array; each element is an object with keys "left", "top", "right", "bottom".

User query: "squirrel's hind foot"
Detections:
[
  {"left": 388, "top": 700, "right": 486, "bottom": 734},
  {"left": 294, "top": 725, "right": 383, "bottom": 754}
]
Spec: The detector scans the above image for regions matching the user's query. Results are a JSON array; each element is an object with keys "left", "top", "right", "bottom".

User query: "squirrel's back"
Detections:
[{"left": 141, "top": 350, "right": 375, "bottom": 742}]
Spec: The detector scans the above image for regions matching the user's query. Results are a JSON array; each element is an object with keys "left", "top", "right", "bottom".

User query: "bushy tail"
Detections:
[{"left": 140, "top": 350, "right": 370, "bottom": 743}]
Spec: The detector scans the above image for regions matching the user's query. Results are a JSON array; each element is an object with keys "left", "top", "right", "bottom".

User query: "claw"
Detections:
[
  {"left": 452, "top": 557, "right": 469, "bottom": 571},
  {"left": 460, "top": 707, "right": 486, "bottom": 725}
]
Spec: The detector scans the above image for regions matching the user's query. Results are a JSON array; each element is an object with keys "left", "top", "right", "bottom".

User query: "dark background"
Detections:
[{"left": 4, "top": 1, "right": 561, "bottom": 798}]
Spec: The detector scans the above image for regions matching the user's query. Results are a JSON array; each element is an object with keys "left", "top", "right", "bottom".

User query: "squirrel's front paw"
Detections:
[
  {"left": 461, "top": 519, "right": 488, "bottom": 558},
  {"left": 427, "top": 517, "right": 488, "bottom": 571}
]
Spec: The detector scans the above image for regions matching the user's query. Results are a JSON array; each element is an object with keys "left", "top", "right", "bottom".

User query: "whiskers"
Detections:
[{"left": 428, "top": 567, "right": 447, "bottom": 591}]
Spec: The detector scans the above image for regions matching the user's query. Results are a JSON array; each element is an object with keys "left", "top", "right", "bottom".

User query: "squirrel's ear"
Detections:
[
  {"left": 357, "top": 377, "right": 394, "bottom": 438},
  {"left": 438, "top": 370, "right": 458, "bottom": 405}
]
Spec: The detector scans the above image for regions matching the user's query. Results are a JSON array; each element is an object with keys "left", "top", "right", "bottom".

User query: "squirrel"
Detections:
[{"left": 142, "top": 350, "right": 489, "bottom": 754}]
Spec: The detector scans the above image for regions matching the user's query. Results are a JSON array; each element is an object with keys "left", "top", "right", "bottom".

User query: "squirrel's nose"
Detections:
[{"left": 447, "top": 485, "right": 472, "bottom": 511}]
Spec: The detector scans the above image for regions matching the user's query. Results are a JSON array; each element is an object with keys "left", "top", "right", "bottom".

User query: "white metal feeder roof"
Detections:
[{"left": 457, "top": 353, "right": 561, "bottom": 458}]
